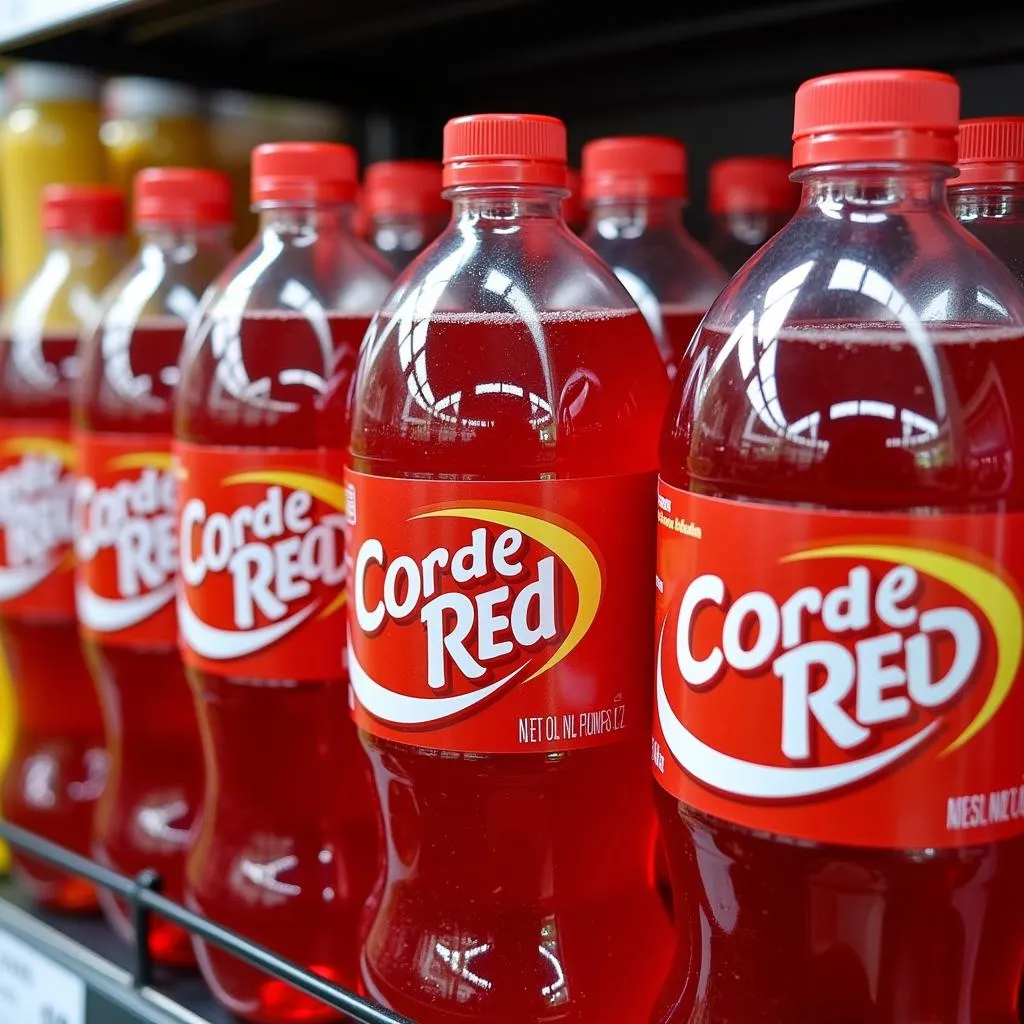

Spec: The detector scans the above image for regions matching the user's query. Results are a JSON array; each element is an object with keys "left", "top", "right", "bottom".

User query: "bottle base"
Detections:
[
  {"left": 13, "top": 858, "right": 98, "bottom": 913},
  {"left": 98, "top": 888, "right": 197, "bottom": 968}
]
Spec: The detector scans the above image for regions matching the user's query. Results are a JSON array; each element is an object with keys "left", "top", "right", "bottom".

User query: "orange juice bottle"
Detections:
[
  {"left": 101, "top": 77, "right": 208, "bottom": 196},
  {"left": 1, "top": 63, "right": 106, "bottom": 298}
]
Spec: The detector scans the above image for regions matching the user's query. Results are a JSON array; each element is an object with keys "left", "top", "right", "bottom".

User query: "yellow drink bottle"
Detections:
[{"left": 1, "top": 63, "right": 106, "bottom": 298}]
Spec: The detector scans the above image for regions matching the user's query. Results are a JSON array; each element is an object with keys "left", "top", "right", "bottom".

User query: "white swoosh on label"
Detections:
[
  {"left": 76, "top": 580, "right": 175, "bottom": 632},
  {"left": 178, "top": 592, "right": 319, "bottom": 660},
  {"left": 349, "top": 647, "right": 528, "bottom": 725},
  {"left": 655, "top": 627, "right": 939, "bottom": 799},
  {"left": 0, "top": 562, "right": 55, "bottom": 601}
]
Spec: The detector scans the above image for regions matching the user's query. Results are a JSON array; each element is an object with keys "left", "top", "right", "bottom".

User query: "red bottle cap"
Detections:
[
  {"left": 792, "top": 69, "right": 959, "bottom": 168},
  {"left": 443, "top": 114, "right": 567, "bottom": 189},
  {"left": 134, "top": 168, "right": 233, "bottom": 227},
  {"left": 709, "top": 156, "right": 799, "bottom": 214},
  {"left": 956, "top": 117, "right": 1024, "bottom": 185},
  {"left": 42, "top": 185, "right": 126, "bottom": 236},
  {"left": 251, "top": 142, "right": 359, "bottom": 204},
  {"left": 563, "top": 167, "right": 584, "bottom": 225},
  {"left": 364, "top": 160, "right": 446, "bottom": 217},
  {"left": 581, "top": 136, "right": 687, "bottom": 201}
]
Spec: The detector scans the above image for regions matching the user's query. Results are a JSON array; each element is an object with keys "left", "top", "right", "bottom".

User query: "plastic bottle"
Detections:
[
  {"left": 0, "top": 185, "right": 125, "bottom": 910},
  {"left": 1, "top": 63, "right": 106, "bottom": 298},
  {"left": 74, "top": 168, "right": 233, "bottom": 963},
  {"left": 363, "top": 159, "right": 447, "bottom": 272},
  {"left": 581, "top": 136, "right": 728, "bottom": 377},
  {"left": 653, "top": 69, "right": 1024, "bottom": 1024},
  {"left": 348, "top": 113, "right": 673, "bottom": 1023},
  {"left": 101, "top": 78, "right": 209, "bottom": 198},
  {"left": 176, "top": 143, "right": 391, "bottom": 1023},
  {"left": 950, "top": 118, "right": 1024, "bottom": 287},
  {"left": 708, "top": 155, "right": 799, "bottom": 272}
]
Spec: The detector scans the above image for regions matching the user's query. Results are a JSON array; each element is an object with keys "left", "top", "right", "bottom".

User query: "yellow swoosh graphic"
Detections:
[
  {"left": 318, "top": 589, "right": 347, "bottom": 621},
  {"left": 412, "top": 507, "right": 602, "bottom": 682},
  {"left": 784, "top": 543, "right": 1021, "bottom": 755},
  {"left": 223, "top": 470, "right": 346, "bottom": 513},
  {"left": 0, "top": 436, "right": 76, "bottom": 467},
  {"left": 108, "top": 451, "right": 175, "bottom": 472}
]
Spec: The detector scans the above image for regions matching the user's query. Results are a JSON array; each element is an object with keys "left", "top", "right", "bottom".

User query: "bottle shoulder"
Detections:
[{"left": 662, "top": 211, "right": 1024, "bottom": 511}]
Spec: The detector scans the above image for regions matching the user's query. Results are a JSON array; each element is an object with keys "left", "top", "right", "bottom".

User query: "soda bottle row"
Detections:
[{"left": 1, "top": 67, "right": 1024, "bottom": 1024}]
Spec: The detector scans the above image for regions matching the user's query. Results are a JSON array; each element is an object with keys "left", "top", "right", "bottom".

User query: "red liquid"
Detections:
[
  {"left": 177, "top": 312, "right": 379, "bottom": 1024},
  {"left": 352, "top": 309, "right": 673, "bottom": 1023},
  {"left": 77, "top": 319, "right": 203, "bottom": 965},
  {"left": 0, "top": 330, "right": 106, "bottom": 911},
  {"left": 658, "top": 307, "right": 708, "bottom": 380},
  {"left": 656, "top": 322, "right": 1024, "bottom": 1024}
]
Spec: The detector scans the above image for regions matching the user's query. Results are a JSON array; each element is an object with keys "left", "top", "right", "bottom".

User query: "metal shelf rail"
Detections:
[{"left": 0, "top": 819, "right": 412, "bottom": 1024}]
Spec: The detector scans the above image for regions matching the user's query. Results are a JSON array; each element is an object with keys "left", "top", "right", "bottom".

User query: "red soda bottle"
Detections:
[
  {"left": 0, "top": 185, "right": 124, "bottom": 910},
  {"left": 175, "top": 143, "right": 392, "bottom": 1023},
  {"left": 580, "top": 136, "right": 727, "bottom": 376},
  {"left": 654, "top": 69, "right": 1024, "bottom": 1024},
  {"left": 950, "top": 118, "right": 1024, "bottom": 286},
  {"left": 363, "top": 160, "right": 447, "bottom": 272},
  {"left": 707, "top": 155, "right": 799, "bottom": 272},
  {"left": 74, "top": 168, "right": 234, "bottom": 963},
  {"left": 347, "top": 113, "right": 673, "bottom": 1022}
]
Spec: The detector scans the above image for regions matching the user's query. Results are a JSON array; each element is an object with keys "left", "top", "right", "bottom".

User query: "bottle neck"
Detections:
[
  {"left": 446, "top": 185, "right": 567, "bottom": 224},
  {"left": 137, "top": 223, "right": 233, "bottom": 250},
  {"left": 794, "top": 163, "right": 955, "bottom": 215},
  {"left": 45, "top": 232, "right": 124, "bottom": 266},
  {"left": 948, "top": 182, "right": 1024, "bottom": 224},
  {"left": 586, "top": 195, "right": 688, "bottom": 236},
  {"left": 256, "top": 203, "right": 350, "bottom": 238}
]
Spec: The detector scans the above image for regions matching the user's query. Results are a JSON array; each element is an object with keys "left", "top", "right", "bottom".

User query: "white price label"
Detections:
[{"left": 0, "top": 931, "right": 85, "bottom": 1024}]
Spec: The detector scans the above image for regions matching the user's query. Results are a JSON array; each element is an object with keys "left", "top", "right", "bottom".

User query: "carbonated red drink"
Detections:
[
  {"left": 654, "top": 69, "right": 1024, "bottom": 1024},
  {"left": 0, "top": 185, "right": 125, "bottom": 910},
  {"left": 347, "top": 113, "right": 673, "bottom": 1023},
  {"left": 175, "top": 143, "right": 392, "bottom": 1023},
  {"left": 707, "top": 155, "right": 799, "bottom": 272},
  {"left": 580, "top": 136, "right": 727, "bottom": 376},
  {"left": 364, "top": 160, "right": 447, "bottom": 273},
  {"left": 74, "top": 168, "right": 234, "bottom": 963},
  {"left": 950, "top": 118, "right": 1024, "bottom": 287}
]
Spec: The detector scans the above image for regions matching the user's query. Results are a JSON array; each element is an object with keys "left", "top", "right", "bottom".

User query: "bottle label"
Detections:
[
  {"left": 0, "top": 421, "right": 76, "bottom": 619},
  {"left": 175, "top": 442, "right": 348, "bottom": 681},
  {"left": 654, "top": 483, "right": 1024, "bottom": 849},
  {"left": 74, "top": 432, "right": 178, "bottom": 648},
  {"left": 346, "top": 469, "right": 656, "bottom": 753}
]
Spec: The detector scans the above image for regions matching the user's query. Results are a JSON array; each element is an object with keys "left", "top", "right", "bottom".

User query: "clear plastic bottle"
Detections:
[
  {"left": 707, "top": 155, "right": 799, "bottom": 272},
  {"left": 74, "top": 168, "right": 233, "bottom": 963},
  {"left": 175, "top": 143, "right": 392, "bottom": 1023},
  {"left": 581, "top": 136, "right": 727, "bottom": 376},
  {"left": 1, "top": 64, "right": 106, "bottom": 297},
  {"left": 0, "top": 185, "right": 125, "bottom": 910},
  {"left": 950, "top": 117, "right": 1024, "bottom": 287},
  {"left": 654, "top": 69, "right": 1024, "bottom": 1024},
  {"left": 364, "top": 159, "right": 447, "bottom": 272},
  {"left": 348, "top": 113, "right": 672, "bottom": 1023}
]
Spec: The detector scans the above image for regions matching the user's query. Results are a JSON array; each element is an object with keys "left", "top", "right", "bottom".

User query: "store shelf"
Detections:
[
  {"left": 0, "top": 822, "right": 411, "bottom": 1024},
  {"left": 0, "top": 880, "right": 229, "bottom": 1023}
]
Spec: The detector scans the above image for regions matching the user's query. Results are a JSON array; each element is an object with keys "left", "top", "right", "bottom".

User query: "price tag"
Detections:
[{"left": 0, "top": 931, "right": 86, "bottom": 1024}]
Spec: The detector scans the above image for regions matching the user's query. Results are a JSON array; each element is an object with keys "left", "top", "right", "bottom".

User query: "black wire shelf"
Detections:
[{"left": 0, "top": 819, "right": 412, "bottom": 1024}]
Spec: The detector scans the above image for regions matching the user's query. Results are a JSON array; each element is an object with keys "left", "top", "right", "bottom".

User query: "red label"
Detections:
[
  {"left": 175, "top": 443, "right": 347, "bottom": 681},
  {"left": 654, "top": 483, "right": 1024, "bottom": 849},
  {"left": 0, "top": 421, "right": 76, "bottom": 619},
  {"left": 74, "top": 432, "right": 177, "bottom": 648},
  {"left": 346, "top": 470, "right": 655, "bottom": 753}
]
